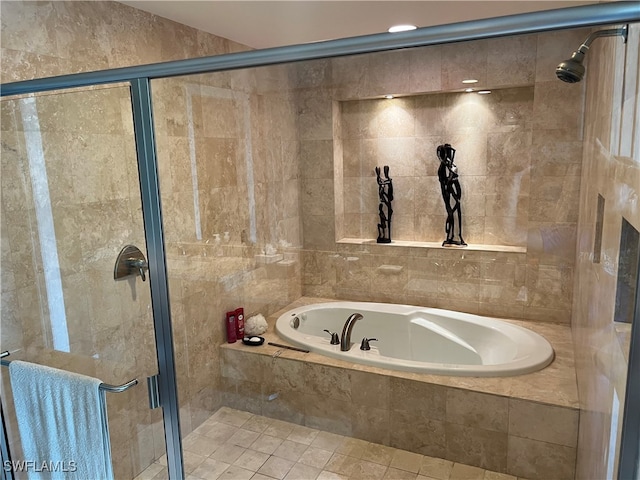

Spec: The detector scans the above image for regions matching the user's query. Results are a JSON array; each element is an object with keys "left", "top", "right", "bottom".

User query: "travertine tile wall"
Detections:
[
  {"left": 571, "top": 23, "right": 640, "bottom": 480},
  {"left": 0, "top": 85, "right": 161, "bottom": 478},
  {"left": 340, "top": 88, "right": 533, "bottom": 246},
  {"left": 153, "top": 65, "right": 302, "bottom": 436},
  {"left": 298, "top": 30, "right": 589, "bottom": 323},
  {"left": 1, "top": 2, "right": 300, "bottom": 478},
  {"left": 3, "top": 3, "right": 634, "bottom": 480}
]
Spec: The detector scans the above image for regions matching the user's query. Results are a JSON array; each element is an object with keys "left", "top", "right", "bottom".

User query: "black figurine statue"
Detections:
[
  {"left": 437, "top": 144, "right": 466, "bottom": 247},
  {"left": 375, "top": 165, "right": 393, "bottom": 243}
]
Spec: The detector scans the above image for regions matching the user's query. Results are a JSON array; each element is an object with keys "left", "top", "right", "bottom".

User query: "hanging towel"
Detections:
[{"left": 8, "top": 360, "right": 114, "bottom": 480}]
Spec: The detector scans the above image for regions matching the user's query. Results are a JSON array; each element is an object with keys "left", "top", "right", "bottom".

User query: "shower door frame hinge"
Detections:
[{"left": 147, "top": 374, "right": 161, "bottom": 409}]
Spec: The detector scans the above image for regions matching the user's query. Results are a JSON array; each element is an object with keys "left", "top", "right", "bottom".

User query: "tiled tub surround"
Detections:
[
  {"left": 300, "top": 29, "right": 590, "bottom": 324},
  {"left": 302, "top": 242, "right": 573, "bottom": 325},
  {"left": 220, "top": 298, "right": 580, "bottom": 480}
]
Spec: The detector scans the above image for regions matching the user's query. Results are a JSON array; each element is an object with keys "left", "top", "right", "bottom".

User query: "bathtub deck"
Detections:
[
  {"left": 220, "top": 297, "right": 579, "bottom": 480},
  {"left": 227, "top": 296, "right": 578, "bottom": 408}
]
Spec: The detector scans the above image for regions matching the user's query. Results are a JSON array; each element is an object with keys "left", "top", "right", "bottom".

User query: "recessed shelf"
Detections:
[{"left": 337, "top": 238, "right": 527, "bottom": 254}]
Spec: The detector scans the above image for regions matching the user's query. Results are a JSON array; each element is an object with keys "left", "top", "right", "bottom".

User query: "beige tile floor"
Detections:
[{"left": 136, "top": 407, "right": 532, "bottom": 480}]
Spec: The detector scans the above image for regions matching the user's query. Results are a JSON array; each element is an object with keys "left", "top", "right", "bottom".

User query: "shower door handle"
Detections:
[
  {"left": 114, "top": 245, "right": 149, "bottom": 282},
  {"left": 147, "top": 374, "right": 161, "bottom": 409}
]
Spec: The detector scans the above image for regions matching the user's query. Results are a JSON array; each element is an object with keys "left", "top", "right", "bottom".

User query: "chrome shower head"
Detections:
[{"left": 556, "top": 25, "right": 628, "bottom": 83}]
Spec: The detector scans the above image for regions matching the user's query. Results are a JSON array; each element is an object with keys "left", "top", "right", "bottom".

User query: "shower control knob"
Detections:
[{"left": 114, "top": 245, "right": 149, "bottom": 282}]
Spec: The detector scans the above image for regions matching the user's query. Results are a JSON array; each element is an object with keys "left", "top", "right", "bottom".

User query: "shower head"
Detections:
[
  {"left": 556, "top": 49, "right": 587, "bottom": 83},
  {"left": 556, "top": 25, "right": 628, "bottom": 83}
]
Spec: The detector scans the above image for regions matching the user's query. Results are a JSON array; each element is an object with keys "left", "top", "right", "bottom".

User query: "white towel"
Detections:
[{"left": 8, "top": 361, "right": 114, "bottom": 480}]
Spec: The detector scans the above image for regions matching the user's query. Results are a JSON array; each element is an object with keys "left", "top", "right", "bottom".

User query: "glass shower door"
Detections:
[{"left": 0, "top": 84, "right": 171, "bottom": 479}]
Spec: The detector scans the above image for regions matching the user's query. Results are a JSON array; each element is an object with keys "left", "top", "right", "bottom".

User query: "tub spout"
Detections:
[{"left": 340, "top": 313, "right": 363, "bottom": 351}]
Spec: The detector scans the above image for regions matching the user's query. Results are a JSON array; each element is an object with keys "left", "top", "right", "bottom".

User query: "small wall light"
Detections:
[
  {"left": 477, "top": 90, "right": 492, "bottom": 95},
  {"left": 462, "top": 79, "right": 478, "bottom": 84},
  {"left": 384, "top": 95, "right": 394, "bottom": 99},
  {"left": 465, "top": 88, "right": 474, "bottom": 93}
]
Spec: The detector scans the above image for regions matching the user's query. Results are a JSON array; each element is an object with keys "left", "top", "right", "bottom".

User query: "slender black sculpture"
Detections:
[
  {"left": 437, "top": 144, "right": 466, "bottom": 247},
  {"left": 375, "top": 165, "right": 393, "bottom": 243}
]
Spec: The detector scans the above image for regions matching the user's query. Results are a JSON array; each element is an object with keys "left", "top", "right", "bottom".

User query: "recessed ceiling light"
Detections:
[
  {"left": 477, "top": 90, "right": 492, "bottom": 94},
  {"left": 388, "top": 25, "right": 417, "bottom": 33},
  {"left": 384, "top": 95, "right": 394, "bottom": 99},
  {"left": 465, "top": 88, "right": 474, "bottom": 93},
  {"left": 462, "top": 79, "right": 478, "bottom": 84}
]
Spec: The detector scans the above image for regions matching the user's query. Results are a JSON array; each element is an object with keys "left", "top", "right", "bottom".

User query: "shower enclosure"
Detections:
[
  {"left": 1, "top": 3, "right": 639, "bottom": 480},
  {"left": 0, "top": 83, "right": 172, "bottom": 479}
]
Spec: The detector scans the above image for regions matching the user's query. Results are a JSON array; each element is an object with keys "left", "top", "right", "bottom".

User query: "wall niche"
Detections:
[{"left": 335, "top": 87, "right": 534, "bottom": 249}]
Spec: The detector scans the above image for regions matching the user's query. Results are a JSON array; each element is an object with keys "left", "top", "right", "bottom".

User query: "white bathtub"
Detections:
[{"left": 275, "top": 301, "right": 554, "bottom": 377}]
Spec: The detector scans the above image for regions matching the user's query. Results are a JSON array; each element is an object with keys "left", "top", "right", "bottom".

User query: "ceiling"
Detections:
[{"left": 119, "top": 1, "right": 597, "bottom": 49}]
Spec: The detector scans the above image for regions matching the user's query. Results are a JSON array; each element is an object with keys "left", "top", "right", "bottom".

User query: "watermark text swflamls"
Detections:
[{"left": 4, "top": 460, "right": 77, "bottom": 473}]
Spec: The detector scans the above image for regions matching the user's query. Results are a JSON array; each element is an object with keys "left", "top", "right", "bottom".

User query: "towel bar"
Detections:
[{"left": 0, "top": 352, "right": 138, "bottom": 393}]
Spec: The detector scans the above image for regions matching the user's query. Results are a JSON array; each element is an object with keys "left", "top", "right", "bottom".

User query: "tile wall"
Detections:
[
  {"left": 571, "top": 22, "right": 639, "bottom": 480},
  {"left": 2, "top": 2, "right": 301, "bottom": 477},
  {"left": 0, "top": 2, "right": 302, "bottom": 478},
  {"left": 152, "top": 65, "right": 303, "bottom": 435},
  {"left": 297, "top": 29, "right": 589, "bottom": 323},
  {"left": 0, "top": 5, "right": 116, "bottom": 474},
  {"left": 340, "top": 88, "right": 533, "bottom": 246},
  {"left": 3, "top": 2, "right": 636, "bottom": 479},
  {"left": 0, "top": 84, "right": 160, "bottom": 478}
]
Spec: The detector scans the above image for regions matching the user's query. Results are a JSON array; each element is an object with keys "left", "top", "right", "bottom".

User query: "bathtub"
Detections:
[{"left": 275, "top": 301, "right": 554, "bottom": 377}]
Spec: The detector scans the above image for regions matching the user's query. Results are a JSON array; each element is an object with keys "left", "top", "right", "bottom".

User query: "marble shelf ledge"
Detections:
[{"left": 337, "top": 238, "right": 527, "bottom": 253}]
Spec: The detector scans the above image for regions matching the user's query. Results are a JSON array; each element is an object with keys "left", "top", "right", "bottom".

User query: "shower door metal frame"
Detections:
[
  {"left": 2, "top": 2, "right": 640, "bottom": 479},
  {"left": 1, "top": 2, "right": 639, "bottom": 97},
  {"left": 129, "top": 78, "right": 184, "bottom": 479},
  {"left": 618, "top": 253, "right": 640, "bottom": 479},
  {"left": 0, "top": 406, "right": 13, "bottom": 480}
]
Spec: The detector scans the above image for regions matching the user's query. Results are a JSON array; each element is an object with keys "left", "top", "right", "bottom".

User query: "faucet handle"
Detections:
[
  {"left": 323, "top": 329, "right": 340, "bottom": 345},
  {"left": 360, "top": 338, "right": 378, "bottom": 351}
]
